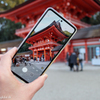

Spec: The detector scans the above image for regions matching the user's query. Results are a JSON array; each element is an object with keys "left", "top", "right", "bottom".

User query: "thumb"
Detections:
[
  {"left": 0, "top": 47, "right": 17, "bottom": 69},
  {"left": 27, "top": 74, "right": 48, "bottom": 94},
  {"left": 5, "top": 47, "right": 17, "bottom": 59}
]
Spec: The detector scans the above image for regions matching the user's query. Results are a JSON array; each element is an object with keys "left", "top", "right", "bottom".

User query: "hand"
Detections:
[{"left": 0, "top": 47, "right": 48, "bottom": 100}]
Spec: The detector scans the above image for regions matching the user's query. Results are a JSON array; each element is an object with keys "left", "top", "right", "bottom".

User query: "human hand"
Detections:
[{"left": 0, "top": 47, "right": 48, "bottom": 100}]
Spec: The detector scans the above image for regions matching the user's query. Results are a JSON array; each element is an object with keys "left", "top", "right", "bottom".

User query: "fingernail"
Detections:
[{"left": 43, "top": 74, "right": 48, "bottom": 80}]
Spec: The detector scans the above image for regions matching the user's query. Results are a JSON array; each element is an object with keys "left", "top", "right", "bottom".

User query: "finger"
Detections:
[
  {"left": 0, "top": 47, "right": 17, "bottom": 69},
  {"left": 27, "top": 74, "right": 48, "bottom": 94},
  {"left": 5, "top": 47, "right": 17, "bottom": 59},
  {"left": 0, "top": 54, "right": 3, "bottom": 59},
  {"left": 0, "top": 55, "right": 3, "bottom": 61}
]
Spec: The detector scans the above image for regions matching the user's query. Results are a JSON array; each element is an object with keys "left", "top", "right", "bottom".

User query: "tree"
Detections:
[
  {"left": 0, "top": 0, "right": 27, "bottom": 12},
  {"left": 18, "top": 43, "right": 31, "bottom": 53},
  {"left": 0, "top": 17, "right": 22, "bottom": 42},
  {"left": 90, "top": 12, "right": 100, "bottom": 25},
  {"left": 81, "top": 12, "right": 100, "bottom": 25},
  {"left": 0, "top": 0, "right": 27, "bottom": 42}
]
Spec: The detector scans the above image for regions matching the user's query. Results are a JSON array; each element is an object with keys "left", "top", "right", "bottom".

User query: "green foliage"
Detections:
[
  {"left": 18, "top": 43, "right": 31, "bottom": 53},
  {"left": 58, "top": 38, "right": 69, "bottom": 45},
  {"left": 81, "top": 12, "right": 100, "bottom": 25},
  {"left": 63, "top": 31, "right": 71, "bottom": 37},
  {"left": 0, "top": 0, "right": 27, "bottom": 42},
  {"left": 58, "top": 31, "right": 71, "bottom": 44},
  {"left": 0, "top": 17, "right": 22, "bottom": 42},
  {"left": 90, "top": 12, "right": 100, "bottom": 25},
  {"left": 81, "top": 17, "right": 91, "bottom": 24},
  {"left": 0, "top": 0, "right": 27, "bottom": 12}
]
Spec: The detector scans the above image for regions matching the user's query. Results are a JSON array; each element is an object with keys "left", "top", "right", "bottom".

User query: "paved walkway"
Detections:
[{"left": 31, "top": 62, "right": 100, "bottom": 100}]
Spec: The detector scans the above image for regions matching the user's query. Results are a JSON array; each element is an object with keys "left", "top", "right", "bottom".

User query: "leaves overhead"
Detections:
[
  {"left": 0, "top": 0, "right": 26, "bottom": 12},
  {"left": 0, "top": 0, "right": 27, "bottom": 42},
  {"left": 0, "top": 18, "right": 22, "bottom": 42},
  {"left": 81, "top": 12, "right": 100, "bottom": 25}
]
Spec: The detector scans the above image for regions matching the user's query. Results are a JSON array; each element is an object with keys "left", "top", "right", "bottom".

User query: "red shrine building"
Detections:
[
  {"left": 0, "top": 0, "right": 100, "bottom": 63},
  {"left": 26, "top": 21, "right": 69, "bottom": 61}
]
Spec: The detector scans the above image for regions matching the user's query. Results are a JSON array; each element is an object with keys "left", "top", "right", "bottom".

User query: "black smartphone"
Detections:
[{"left": 11, "top": 7, "right": 77, "bottom": 83}]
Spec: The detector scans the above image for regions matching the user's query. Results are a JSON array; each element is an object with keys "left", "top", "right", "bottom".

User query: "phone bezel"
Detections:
[{"left": 12, "top": 7, "right": 77, "bottom": 83}]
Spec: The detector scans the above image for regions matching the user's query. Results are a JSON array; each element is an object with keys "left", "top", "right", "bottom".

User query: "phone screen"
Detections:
[{"left": 11, "top": 8, "right": 77, "bottom": 83}]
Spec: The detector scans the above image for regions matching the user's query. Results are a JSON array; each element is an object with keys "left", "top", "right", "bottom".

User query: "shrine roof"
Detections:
[
  {"left": 0, "top": 0, "right": 100, "bottom": 15},
  {"left": 51, "top": 45, "right": 63, "bottom": 52},
  {"left": 0, "top": 38, "right": 23, "bottom": 48},
  {"left": 27, "top": 21, "right": 69, "bottom": 41},
  {"left": 32, "top": 21, "right": 68, "bottom": 36},
  {"left": 73, "top": 24, "right": 100, "bottom": 39},
  {"left": 0, "top": 0, "right": 100, "bottom": 24}
]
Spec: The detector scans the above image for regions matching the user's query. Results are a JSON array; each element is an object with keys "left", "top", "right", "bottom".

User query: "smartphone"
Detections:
[{"left": 11, "top": 7, "right": 77, "bottom": 83}]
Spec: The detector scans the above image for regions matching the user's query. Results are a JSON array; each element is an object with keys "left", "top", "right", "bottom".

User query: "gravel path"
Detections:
[{"left": 32, "top": 63, "right": 100, "bottom": 100}]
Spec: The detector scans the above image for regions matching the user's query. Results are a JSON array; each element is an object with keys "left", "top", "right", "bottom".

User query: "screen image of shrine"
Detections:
[{"left": 11, "top": 10, "right": 74, "bottom": 82}]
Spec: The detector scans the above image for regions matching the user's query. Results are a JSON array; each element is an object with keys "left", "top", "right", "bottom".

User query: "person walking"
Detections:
[
  {"left": 37, "top": 57, "right": 40, "bottom": 63},
  {"left": 69, "top": 52, "right": 77, "bottom": 71},
  {"left": 79, "top": 53, "right": 83, "bottom": 71},
  {"left": 76, "top": 54, "right": 79, "bottom": 71}
]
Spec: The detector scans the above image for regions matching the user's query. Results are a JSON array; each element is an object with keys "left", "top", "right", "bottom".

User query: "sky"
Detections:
[{"left": 34, "top": 10, "right": 75, "bottom": 34}]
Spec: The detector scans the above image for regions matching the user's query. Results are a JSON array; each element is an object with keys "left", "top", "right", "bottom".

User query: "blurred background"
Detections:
[
  {"left": 0, "top": 0, "right": 100, "bottom": 100},
  {"left": 0, "top": 0, "right": 100, "bottom": 64}
]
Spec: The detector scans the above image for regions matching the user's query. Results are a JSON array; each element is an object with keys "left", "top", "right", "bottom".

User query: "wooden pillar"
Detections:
[{"left": 85, "top": 40, "right": 88, "bottom": 63}]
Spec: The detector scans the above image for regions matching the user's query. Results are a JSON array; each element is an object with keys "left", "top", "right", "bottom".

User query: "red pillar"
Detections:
[
  {"left": 63, "top": 44, "right": 69, "bottom": 62},
  {"left": 85, "top": 40, "right": 88, "bottom": 63},
  {"left": 64, "top": 13, "right": 69, "bottom": 56},
  {"left": 44, "top": 48, "right": 46, "bottom": 61},
  {"left": 70, "top": 41, "right": 73, "bottom": 53},
  {"left": 37, "top": 50, "right": 38, "bottom": 60},
  {"left": 50, "top": 48, "right": 52, "bottom": 60}
]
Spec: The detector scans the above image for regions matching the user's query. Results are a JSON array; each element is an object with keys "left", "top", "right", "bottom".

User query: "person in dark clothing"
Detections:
[
  {"left": 76, "top": 54, "right": 79, "bottom": 71},
  {"left": 79, "top": 53, "right": 83, "bottom": 71},
  {"left": 34, "top": 57, "right": 36, "bottom": 61},
  {"left": 69, "top": 52, "right": 77, "bottom": 71}
]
